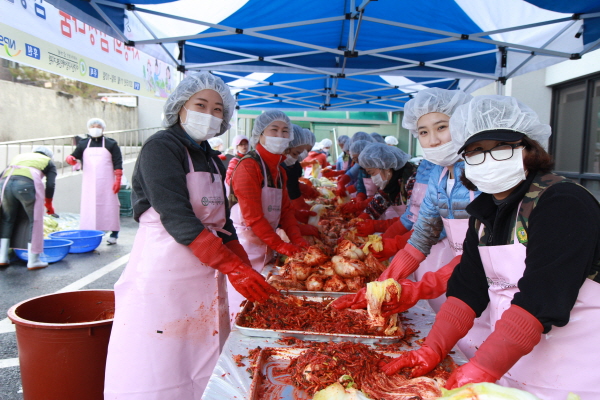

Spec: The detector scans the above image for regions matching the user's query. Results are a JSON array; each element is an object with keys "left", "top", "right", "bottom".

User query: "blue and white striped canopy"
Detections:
[{"left": 47, "top": 0, "right": 600, "bottom": 110}]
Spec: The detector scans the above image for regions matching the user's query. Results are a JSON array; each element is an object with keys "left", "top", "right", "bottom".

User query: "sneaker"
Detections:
[{"left": 107, "top": 237, "right": 117, "bottom": 245}]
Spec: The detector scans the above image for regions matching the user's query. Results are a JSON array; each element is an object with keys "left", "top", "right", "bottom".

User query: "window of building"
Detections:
[{"left": 551, "top": 73, "right": 600, "bottom": 199}]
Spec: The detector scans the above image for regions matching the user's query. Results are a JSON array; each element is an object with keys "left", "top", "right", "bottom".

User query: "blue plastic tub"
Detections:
[
  {"left": 14, "top": 239, "right": 74, "bottom": 263},
  {"left": 48, "top": 230, "right": 104, "bottom": 253}
]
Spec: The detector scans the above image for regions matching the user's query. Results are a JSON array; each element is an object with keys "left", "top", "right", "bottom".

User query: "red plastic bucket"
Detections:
[{"left": 7, "top": 290, "right": 115, "bottom": 400}]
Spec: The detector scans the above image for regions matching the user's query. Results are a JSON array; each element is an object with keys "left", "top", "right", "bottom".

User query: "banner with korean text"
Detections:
[{"left": 0, "top": 0, "right": 179, "bottom": 99}]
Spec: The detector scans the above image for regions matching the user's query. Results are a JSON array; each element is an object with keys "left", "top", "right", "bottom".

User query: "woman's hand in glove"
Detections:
[
  {"left": 225, "top": 264, "right": 280, "bottom": 303},
  {"left": 382, "top": 345, "right": 442, "bottom": 377},
  {"left": 299, "top": 182, "right": 320, "bottom": 199},
  {"left": 299, "top": 224, "right": 320, "bottom": 237},
  {"left": 276, "top": 242, "right": 304, "bottom": 257},
  {"left": 356, "top": 218, "right": 399, "bottom": 236},
  {"left": 331, "top": 287, "right": 367, "bottom": 310},
  {"left": 340, "top": 199, "right": 368, "bottom": 214},
  {"left": 295, "top": 209, "right": 317, "bottom": 224},
  {"left": 65, "top": 155, "right": 77, "bottom": 166}
]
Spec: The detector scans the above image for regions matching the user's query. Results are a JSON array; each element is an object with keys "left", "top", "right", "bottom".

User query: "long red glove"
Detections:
[
  {"left": 445, "top": 305, "right": 543, "bottom": 389},
  {"left": 299, "top": 224, "right": 320, "bottom": 237},
  {"left": 275, "top": 242, "right": 304, "bottom": 257},
  {"left": 224, "top": 240, "right": 251, "bottom": 266},
  {"left": 371, "top": 230, "right": 413, "bottom": 261},
  {"left": 378, "top": 243, "right": 426, "bottom": 281},
  {"left": 44, "top": 198, "right": 55, "bottom": 215},
  {"left": 355, "top": 191, "right": 367, "bottom": 201},
  {"left": 291, "top": 196, "right": 311, "bottom": 211},
  {"left": 381, "top": 256, "right": 461, "bottom": 316},
  {"left": 113, "top": 169, "right": 123, "bottom": 194},
  {"left": 332, "top": 255, "right": 460, "bottom": 312},
  {"left": 295, "top": 209, "right": 316, "bottom": 224},
  {"left": 299, "top": 182, "right": 320, "bottom": 199},
  {"left": 336, "top": 174, "right": 351, "bottom": 196},
  {"left": 356, "top": 217, "right": 399, "bottom": 236},
  {"left": 321, "top": 169, "right": 344, "bottom": 178},
  {"left": 189, "top": 230, "right": 279, "bottom": 302},
  {"left": 65, "top": 155, "right": 77, "bottom": 166},
  {"left": 382, "top": 219, "right": 410, "bottom": 239},
  {"left": 382, "top": 297, "right": 476, "bottom": 377},
  {"left": 346, "top": 185, "right": 357, "bottom": 194}
]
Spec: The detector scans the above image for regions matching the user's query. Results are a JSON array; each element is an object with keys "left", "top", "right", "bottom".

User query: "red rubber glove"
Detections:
[
  {"left": 335, "top": 174, "right": 351, "bottom": 196},
  {"left": 445, "top": 305, "right": 543, "bottom": 390},
  {"left": 224, "top": 240, "right": 251, "bottom": 266},
  {"left": 322, "top": 169, "right": 342, "bottom": 178},
  {"left": 331, "top": 287, "right": 366, "bottom": 310},
  {"left": 276, "top": 242, "right": 304, "bottom": 257},
  {"left": 381, "top": 256, "right": 461, "bottom": 316},
  {"left": 355, "top": 191, "right": 367, "bottom": 201},
  {"left": 382, "top": 297, "right": 476, "bottom": 377},
  {"left": 382, "top": 219, "right": 410, "bottom": 239},
  {"left": 358, "top": 212, "right": 371, "bottom": 220},
  {"left": 44, "top": 198, "right": 55, "bottom": 215},
  {"left": 189, "top": 230, "right": 279, "bottom": 302},
  {"left": 299, "top": 224, "right": 320, "bottom": 237},
  {"left": 340, "top": 199, "right": 369, "bottom": 214},
  {"left": 346, "top": 185, "right": 357, "bottom": 194},
  {"left": 218, "top": 154, "right": 226, "bottom": 160},
  {"left": 299, "top": 182, "right": 320, "bottom": 199},
  {"left": 371, "top": 230, "right": 413, "bottom": 261},
  {"left": 65, "top": 155, "right": 77, "bottom": 166},
  {"left": 295, "top": 209, "right": 316, "bottom": 224},
  {"left": 356, "top": 218, "right": 399, "bottom": 236},
  {"left": 112, "top": 169, "right": 123, "bottom": 194},
  {"left": 378, "top": 244, "right": 426, "bottom": 281},
  {"left": 291, "top": 196, "right": 311, "bottom": 211}
]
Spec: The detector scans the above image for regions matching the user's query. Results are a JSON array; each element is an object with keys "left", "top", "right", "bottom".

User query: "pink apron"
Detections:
[
  {"left": 229, "top": 155, "right": 282, "bottom": 317},
  {"left": 104, "top": 152, "right": 230, "bottom": 400},
  {"left": 406, "top": 181, "right": 427, "bottom": 224},
  {"left": 0, "top": 166, "right": 45, "bottom": 253},
  {"left": 478, "top": 205, "right": 600, "bottom": 399},
  {"left": 80, "top": 138, "right": 120, "bottom": 232},
  {"left": 363, "top": 177, "right": 377, "bottom": 197}
]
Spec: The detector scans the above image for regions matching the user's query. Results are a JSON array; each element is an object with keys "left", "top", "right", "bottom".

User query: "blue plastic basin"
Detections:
[
  {"left": 14, "top": 239, "right": 74, "bottom": 263},
  {"left": 48, "top": 230, "right": 104, "bottom": 253}
]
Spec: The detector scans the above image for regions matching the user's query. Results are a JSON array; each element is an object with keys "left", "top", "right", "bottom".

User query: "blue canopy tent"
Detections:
[{"left": 46, "top": 0, "right": 600, "bottom": 110}]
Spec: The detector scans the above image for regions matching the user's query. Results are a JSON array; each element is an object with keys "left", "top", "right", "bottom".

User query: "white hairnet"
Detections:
[
  {"left": 87, "top": 118, "right": 106, "bottom": 129},
  {"left": 320, "top": 138, "right": 333, "bottom": 148},
  {"left": 403, "top": 88, "right": 472, "bottom": 138},
  {"left": 349, "top": 140, "right": 372, "bottom": 157},
  {"left": 162, "top": 72, "right": 236, "bottom": 136},
  {"left": 451, "top": 95, "right": 552, "bottom": 153},
  {"left": 33, "top": 146, "right": 53, "bottom": 159},
  {"left": 311, "top": 142, "right": 323, "bottom": 151},
  {"left": 358, "top": 143, "right": 411, "bottom": 170},
  {"left": 303, "top": 128, "right": 316, "bottom": 148},
  {"left": 345, "top": 131, "right": 374, "bottom": 152},
  {"left": 385, "top": 136, "right": 399, "bottom": 145},
  {"left": 338, "top": 135, "right": 350, "bottom": 147},
  {"left": 288, "top": 124, "right": 311, "bottom": 149},
  {"left": 208, "top": 137, "right": 223, "bottom": 149},
  {"left": 250, "top": 110, "right": 293, "bottom": 148},
  {"left": 231, "top": 134, "right": 249, "bottom": 147},
  {"left": 370, "top": 132, "right": 385, "bottom": 143}
]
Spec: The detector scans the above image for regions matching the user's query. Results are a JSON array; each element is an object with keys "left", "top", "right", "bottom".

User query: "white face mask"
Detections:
[
  {"left": 298, "top": 150, "right": 308, "bottom": 161},
  {"left": 421, "top": 141, "right": 461, "bottom": 167},
  {"left": 89, "top": 128, "right": 103, "bottom": 138},
  {"left": 465, "top": 147, "right": 526, "bottom": 194},
  {"left": 283, "top": 154, "right": 298, "bottom": 166},
  {"left": 262, "top": 135, "right": 291, "bottom": 155},
  {"left": 371, "top": 173, "right": 388, "bottom": 189},
  {"left": 181, "top": 106, "right": 222, "bottom": 142}
]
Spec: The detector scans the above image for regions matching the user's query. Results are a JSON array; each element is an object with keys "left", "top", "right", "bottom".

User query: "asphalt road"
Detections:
[{"left": 0, "top": 216, "right": 138, "bottom": 400}]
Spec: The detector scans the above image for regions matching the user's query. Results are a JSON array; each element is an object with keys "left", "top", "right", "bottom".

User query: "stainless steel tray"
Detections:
[
  {"left": 262, "top": 264, "right": 354, "bottom": 298},
  {"left": 234, "top": 295, "right": 403, "bottom": 344}
]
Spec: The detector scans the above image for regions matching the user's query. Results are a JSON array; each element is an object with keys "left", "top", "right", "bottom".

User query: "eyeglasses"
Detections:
[{"left": 462, "top": 142, "right": 524, "bottom": 166}]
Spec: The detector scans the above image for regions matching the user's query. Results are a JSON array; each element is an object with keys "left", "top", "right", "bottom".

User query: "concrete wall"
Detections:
[
  {"left": 137, "top": 96, "right": 166, "bottom": 138},
  {"left": 0, "top": 80, "right": 137, "bottom": 142},
  {"left": 53, "top": 159, "right": 136, "bottom": 214}
]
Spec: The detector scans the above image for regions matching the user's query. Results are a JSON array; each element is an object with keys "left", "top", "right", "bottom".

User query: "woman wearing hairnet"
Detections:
[
  {"left": 333, "top": 89, "right": 480, "bottom": 352},
  {"left": 281, "top": 125, "right": 320, "bottom": 237},
  {"left": 370, "top": 132, "right": 385, "bottom": 143},
  {"left": 208, "top": 137, "right": 227, "bottom": 162},
  {"left": 385, "top": 136, "right": 399, "bottom": 146},
  {"left": 228, "top": 110, "right": 309, "bottom": 314},
  {"left": 0, "top": 146, "right": 56, "bottom": 269},
  {"left": 338, "top": 140, "right": 379, "bottom": 212},
  {"left": 335, "top": 135, "right": 351, "bottom": 171},
  {"left": 105, "top": 72, "right": 277, "bottom": 399},
  {"left": 65, "top": 118, "right": 122, "bottom": 244},
  {"left": 335, "top": 131, "right": 374, "bottom": 196},
  {"left": 380, "top": 95, "right": 600, "bottom": 400},
  {"left": 302, "top": 138, "right": 331, "bottom": 175}
]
